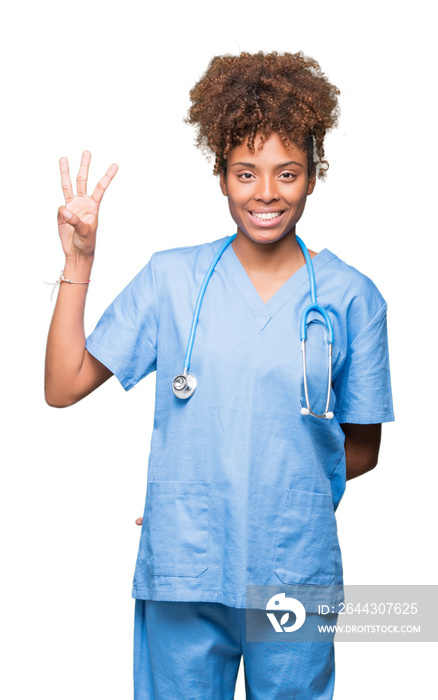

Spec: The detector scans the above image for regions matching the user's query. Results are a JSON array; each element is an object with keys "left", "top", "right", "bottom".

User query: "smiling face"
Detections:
[{"left": 220, "top": 133, "right": 315, "bottom": 245}]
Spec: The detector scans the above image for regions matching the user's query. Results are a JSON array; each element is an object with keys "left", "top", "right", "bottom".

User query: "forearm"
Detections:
[
  {"left": 345, "top": 448, "right": 377, "bottom": 481},
  {"left": 44, "top": 255, "right": 94, "bottom": 406},
  {"left": 342, "top": 423, "right": 382, "bottom": 481}
]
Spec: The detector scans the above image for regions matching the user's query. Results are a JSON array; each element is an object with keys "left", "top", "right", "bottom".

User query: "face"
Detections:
[{"left": 220, "top": 132, "right": 315, "bottom": 245}]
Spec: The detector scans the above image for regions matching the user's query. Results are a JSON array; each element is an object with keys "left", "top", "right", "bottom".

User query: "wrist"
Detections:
[{"left": 63, "top": 254, "right": 94, "bottom": 279}]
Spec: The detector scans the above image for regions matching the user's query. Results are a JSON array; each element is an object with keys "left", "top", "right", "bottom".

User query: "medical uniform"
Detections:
[{"left": 85, "top": 235, "right": 394, "bottom": 698}]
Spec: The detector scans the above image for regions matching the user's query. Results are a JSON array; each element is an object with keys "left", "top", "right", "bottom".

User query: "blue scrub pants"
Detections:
[{"left": 134, "top": 600, "right": 336, "bottom": 699}]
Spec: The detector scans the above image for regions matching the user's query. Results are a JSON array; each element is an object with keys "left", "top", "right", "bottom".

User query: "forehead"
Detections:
[{"left": 227, "top": 133, "right": 307, "bottom": 165}]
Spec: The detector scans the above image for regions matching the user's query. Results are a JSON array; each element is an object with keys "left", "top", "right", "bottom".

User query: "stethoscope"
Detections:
[{"left": 172, "top": 234, "right": 334, "bottom": 420}]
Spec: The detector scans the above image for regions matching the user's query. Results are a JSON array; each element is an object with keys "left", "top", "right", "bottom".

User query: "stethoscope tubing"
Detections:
[
  {"left": 301, "top": 338, "right": 333, "bottom": 419},
  {"left": 295, "top": 235, "right": 334, "bottom": 343},
  {"left": 173, "top": 233, "right": 334, "bottom": 419},
  {"left": 296, "top": 235, "right": 334, "bottom": 418},
  {"left": 183, "top": 233, "right": 237, "bottom": 375}
]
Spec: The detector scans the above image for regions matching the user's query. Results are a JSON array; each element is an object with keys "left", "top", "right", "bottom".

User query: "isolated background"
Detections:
[{"left": 1, "top": 1, "right": 437, "bottom": 697}]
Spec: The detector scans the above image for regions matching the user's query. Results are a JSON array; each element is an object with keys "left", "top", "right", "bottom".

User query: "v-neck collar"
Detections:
[{"left": 219, "top": 239, "right": 336, "bottom": 330}]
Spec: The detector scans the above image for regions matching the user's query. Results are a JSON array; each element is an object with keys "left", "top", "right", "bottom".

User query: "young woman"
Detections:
[{"left": 45, "top": 51, "right": 394, "bottom": 699}]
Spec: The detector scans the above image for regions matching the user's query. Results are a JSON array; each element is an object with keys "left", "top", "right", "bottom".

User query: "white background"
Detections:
[{"left": 1, "top": 0, "right": 437, "bottom": 697}]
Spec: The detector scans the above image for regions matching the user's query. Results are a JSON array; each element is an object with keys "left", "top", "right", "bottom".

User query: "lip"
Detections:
[{"left": 247, "top": 210, "right": 286, "bottom": 227}]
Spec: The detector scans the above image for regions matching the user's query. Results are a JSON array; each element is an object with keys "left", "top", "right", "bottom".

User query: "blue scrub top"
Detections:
[{"left": 85, "top": 235, "right": 394, "bottom": 609}]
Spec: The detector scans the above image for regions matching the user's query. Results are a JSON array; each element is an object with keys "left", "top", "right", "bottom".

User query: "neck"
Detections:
[{"left": 231, "top": 228, "right": 308, "bottom": 273}]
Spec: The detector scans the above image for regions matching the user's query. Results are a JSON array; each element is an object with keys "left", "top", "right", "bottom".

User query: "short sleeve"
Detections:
[
  {"left": 332, "top": 301, "right": 394, "bottom": 424},
  {"left": 85, "top": 254, "right": 158, "bottom": 391}
]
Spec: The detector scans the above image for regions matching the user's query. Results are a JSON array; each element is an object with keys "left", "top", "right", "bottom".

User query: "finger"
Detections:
[
  {"left": 57, "top": 205, "right": 86, "bottom": 233},
  {"left": 135, "top": 517, "right": 143, "bottom": 526},
  {"left": 76, "top": 150, "right": 92, "bottom": 196},
  {"left": 59, "top": 156, "right": 74, "bottom": 204},
  {"left": 91, "top": 163, "right": 119, "bottom": 205}
]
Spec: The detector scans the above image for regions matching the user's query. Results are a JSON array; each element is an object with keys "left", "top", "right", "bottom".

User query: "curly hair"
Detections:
[{"left": 185, "top": 51, "right": 340, "bottom": 180}]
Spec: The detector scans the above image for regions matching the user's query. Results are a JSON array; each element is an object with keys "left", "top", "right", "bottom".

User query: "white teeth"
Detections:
[{"left": 251, "top": 211, "right": 282, "bottom": 221}]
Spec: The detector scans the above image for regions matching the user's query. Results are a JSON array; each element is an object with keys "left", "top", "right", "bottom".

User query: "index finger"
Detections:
[
  {"left": 59, "top": 157, "right": 74, "bottom": 204},
  {"left": 91, "top": 163, "right": 119, "bottom": 205}
]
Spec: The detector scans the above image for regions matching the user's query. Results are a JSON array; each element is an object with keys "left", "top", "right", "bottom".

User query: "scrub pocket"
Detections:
[
  {"left": 145, "top": 480, "right": 210, "bottom": 578},
  {"left": 274, "top": 489, "right": 337, "bottom": 586}
]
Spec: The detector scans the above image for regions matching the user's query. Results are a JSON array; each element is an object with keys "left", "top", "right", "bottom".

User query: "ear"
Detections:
[
  {"left": 307, "top": 170, "right": 316, "bottom": 196},
  {"left": 220, "top": 170, "right": 228, "bottom": 196}
]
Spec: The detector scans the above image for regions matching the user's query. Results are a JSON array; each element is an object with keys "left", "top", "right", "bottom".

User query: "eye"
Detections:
[
  {"left": 279, "top": 172, "right": 297, "bottom": 180},
  {"left": 237, "top": 172, "right": 255, "bottom": 180}
]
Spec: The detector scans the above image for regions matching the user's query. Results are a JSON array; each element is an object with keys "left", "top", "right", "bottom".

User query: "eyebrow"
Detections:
[{"left": 229, "top": 160, "right": 304, "bottom": 169}]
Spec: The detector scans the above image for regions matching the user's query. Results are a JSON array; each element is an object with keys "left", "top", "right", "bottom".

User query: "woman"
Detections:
[{"left": 45, "top": 51, "right": 394, "bottom": 699}]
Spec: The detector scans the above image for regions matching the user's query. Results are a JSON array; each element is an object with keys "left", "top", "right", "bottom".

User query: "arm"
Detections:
[
  {"left": 44, "top": 255, "right": 114, "bottom": 407},
  {"left": 341, "top": 423, "right": 382, "bottom": 481},
  {"left": 44, "top": 151, "right": 118, "bottom": 408}
]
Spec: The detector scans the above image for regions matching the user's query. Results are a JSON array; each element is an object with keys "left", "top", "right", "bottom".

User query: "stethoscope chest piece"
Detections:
[{"left": 172, "top": 372, "right": 197, "bottom": 399}]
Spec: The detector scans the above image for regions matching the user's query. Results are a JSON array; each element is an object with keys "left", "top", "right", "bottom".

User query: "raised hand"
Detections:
[{"left": 57, "top": 150, "right": 118, "bottom": 258}]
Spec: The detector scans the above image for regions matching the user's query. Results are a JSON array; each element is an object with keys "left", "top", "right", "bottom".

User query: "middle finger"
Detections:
[{"left": 76, "top": 150, "right": 92, "bottom": 196}]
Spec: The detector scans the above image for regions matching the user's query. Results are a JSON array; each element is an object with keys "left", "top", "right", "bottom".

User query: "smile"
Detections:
[{"left": 247, "top": 210, "right": 286, "bottom": 226}]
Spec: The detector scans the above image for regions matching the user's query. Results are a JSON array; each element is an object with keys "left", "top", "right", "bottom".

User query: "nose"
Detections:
[{"left": 254, "top": 175, "right": 280, "bottom": 203}]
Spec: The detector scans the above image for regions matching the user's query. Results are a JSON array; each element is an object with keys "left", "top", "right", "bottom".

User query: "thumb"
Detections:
[{"left": 58, "top": 206, "right": 87, "bottom": 234}]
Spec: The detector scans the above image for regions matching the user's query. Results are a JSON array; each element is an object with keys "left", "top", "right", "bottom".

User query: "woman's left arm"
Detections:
[{"left": 341, "top": 423, "right": 382, "bottom": 481}]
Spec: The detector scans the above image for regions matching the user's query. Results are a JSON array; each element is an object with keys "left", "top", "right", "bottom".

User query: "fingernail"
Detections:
[{"left": 63, "top": 210, "right": 71, "bottom": 220}]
